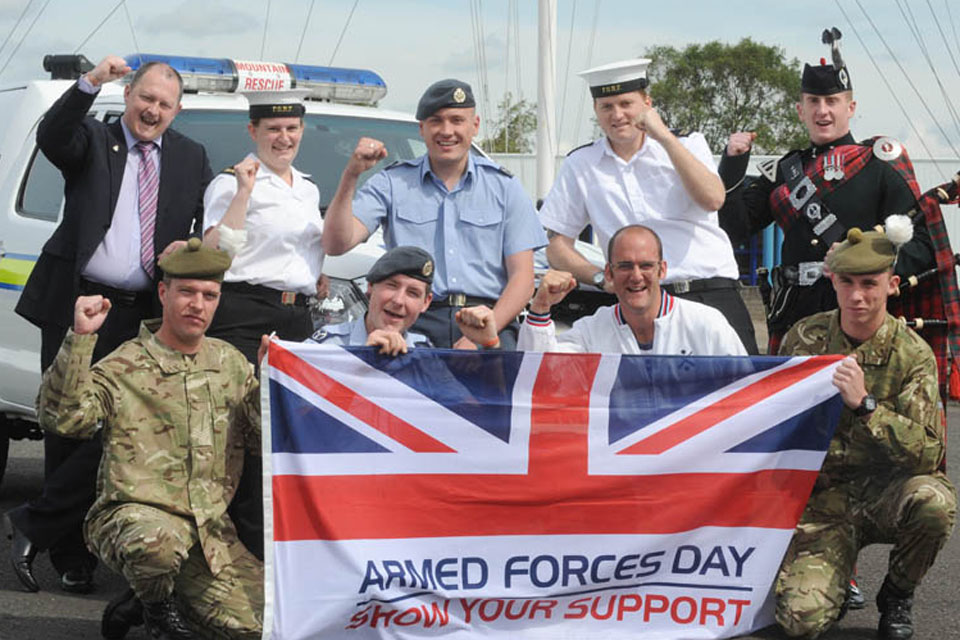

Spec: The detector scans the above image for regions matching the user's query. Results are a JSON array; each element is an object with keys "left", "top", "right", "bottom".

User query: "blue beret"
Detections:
[
  {"left": 367, "top": 246, "right": 435, "bottom": 285},
  {"left": 416, "top": 79, "right": 475, "bottom": 120}
]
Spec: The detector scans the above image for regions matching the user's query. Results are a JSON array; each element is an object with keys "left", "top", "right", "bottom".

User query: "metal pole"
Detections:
[{"left": 536, "top": 0, "right": 557, "bottom": 200}]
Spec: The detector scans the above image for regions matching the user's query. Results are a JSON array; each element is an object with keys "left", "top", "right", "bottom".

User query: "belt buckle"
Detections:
[
  {"left": 449, "top": 293, "right": 467, "bottom": 307},
  {"left": 671, "top": 280, "right": 691, "bottom": 294},
  {"left": 797, "top": 261, "right": 823, "bottom": 286},
  {"left": 281, "top": 291, "right": 297, "bottom": 305}
]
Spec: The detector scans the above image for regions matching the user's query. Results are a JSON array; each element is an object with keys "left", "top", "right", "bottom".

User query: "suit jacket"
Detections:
[{"left": 15, "top": 82, "right": 212, "bottom": 330}]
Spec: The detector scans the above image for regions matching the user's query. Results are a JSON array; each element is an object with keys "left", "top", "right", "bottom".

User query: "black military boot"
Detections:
[
  {"left": 101, "top": 588, "right": 144, "bottom": 639},
  {"left": 876, "top": 577, "right": 914, "bottom": 640},
  {"left": 847, "top": 576, "right": 866, "bottom": 610},
  {"left": 142, "top": 595, "right": 194, "bottom": 639}
]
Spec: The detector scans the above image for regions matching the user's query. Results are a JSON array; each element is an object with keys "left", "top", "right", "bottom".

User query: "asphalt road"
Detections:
[{"left": 2, "top": 416, "right": 959, "bottom": 640}]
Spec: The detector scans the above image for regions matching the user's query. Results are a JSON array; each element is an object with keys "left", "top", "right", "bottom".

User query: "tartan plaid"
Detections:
[
  {"left": 871, "top": 136, "right": 960, "bottom": 400},
  {"left": 765, "top": 137, "right": 960, "bottom": 400},
  {"left": 768, "top": 144, "right": 874, "bottom": 229}
]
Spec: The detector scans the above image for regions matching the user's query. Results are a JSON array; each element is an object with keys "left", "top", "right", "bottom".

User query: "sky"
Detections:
[{"left": 2, "top": 0, "right": 959, "bottom": 167}]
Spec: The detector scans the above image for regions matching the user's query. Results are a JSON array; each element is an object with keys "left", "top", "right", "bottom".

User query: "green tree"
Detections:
[
  {"left": 481, "top": 92, "right": 537, "bottom": 153},
  {"left": 646, "top": 38, "right": 808, "bottom": 154}
]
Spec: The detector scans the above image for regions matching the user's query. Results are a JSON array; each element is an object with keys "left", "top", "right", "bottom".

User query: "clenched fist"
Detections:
[{"left": 73, "top": 295, "right": 112, "bottom": 335}]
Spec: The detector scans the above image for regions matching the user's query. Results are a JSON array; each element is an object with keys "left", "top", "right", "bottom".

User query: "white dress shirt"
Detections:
[
  {"left": 203, "top": 154, "right": 324, "bottom": 294},
  {"left": 538, "top": 134, "right": 739, "bottom": 283}
]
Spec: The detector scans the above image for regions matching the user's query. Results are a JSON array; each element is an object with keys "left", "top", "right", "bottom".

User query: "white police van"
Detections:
[{"left": 0, "top": 53, "right": 424, "bottom": 486}]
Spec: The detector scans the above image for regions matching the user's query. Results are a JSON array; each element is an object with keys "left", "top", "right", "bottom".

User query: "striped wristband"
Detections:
[{"left": 526, "top": 310, "right": 552, "bottom": 327}]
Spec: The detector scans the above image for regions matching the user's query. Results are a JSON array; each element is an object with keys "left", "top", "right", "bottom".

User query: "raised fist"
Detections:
[{"left": 73, "top": 295, "right": 112, "bottom": 335}]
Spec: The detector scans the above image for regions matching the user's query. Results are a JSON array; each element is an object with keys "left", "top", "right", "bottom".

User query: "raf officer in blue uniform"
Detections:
[
  {"left": 322, "top": 79, "right": 548, "bottom": 350},
  {"left": 309, "top": 246, "right": 434, "bottom": 355}
]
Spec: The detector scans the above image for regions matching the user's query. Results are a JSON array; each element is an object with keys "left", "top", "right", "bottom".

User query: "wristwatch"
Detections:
[
  {"left": 854, "top": 393, "right": 877, "bottom": 417},
  {"left": 591, "top": 271, "right": 605, "bottom": 288}
]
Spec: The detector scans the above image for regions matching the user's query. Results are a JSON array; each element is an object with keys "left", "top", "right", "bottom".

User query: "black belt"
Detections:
[
  {"left": 221, "top": 281, "right": 313, "bottom": 307},
  {"left": 661, "top": 276, "right": 739, "bottom": 295},
  {"left": 79, "top": 278, "right": 153, "bottom": 308},
  {"left": 430, "top": 294, "right": 498, "bottom": 308}
]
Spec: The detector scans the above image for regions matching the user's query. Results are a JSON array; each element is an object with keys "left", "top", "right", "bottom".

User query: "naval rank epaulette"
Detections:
[
  {"left": 670, "top": 128, "right": 691, "bottom": 138},
  {"left": 495, "top": 164, "right": 514, "bottom": 177},
  {"left": 220, "top": 166, "right": 236, "bottom": 175},
  {"left": 302, "top": 175, "right": 317, "bottom": 185},
  {"left": 566, "top": 142, "right": 592, "bottom": 157}
]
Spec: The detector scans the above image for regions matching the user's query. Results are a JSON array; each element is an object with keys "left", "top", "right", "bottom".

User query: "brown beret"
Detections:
[
  {"left": 825, "top": 228, "right": 896, "bottom": 275},
  {"left": 158, "top": 237, "right": 232, "bottom": 282}
]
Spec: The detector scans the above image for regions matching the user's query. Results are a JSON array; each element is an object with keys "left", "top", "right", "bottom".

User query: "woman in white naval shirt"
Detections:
[
  {"left": 202, "top": 90, "right": 324, "bottom": 561},
  {"left": 202, "top": 89, "right": 324, "bottom": 365}
]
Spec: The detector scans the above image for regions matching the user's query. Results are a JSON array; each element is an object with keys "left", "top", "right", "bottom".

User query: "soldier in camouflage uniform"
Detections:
[
  {"left": 776, "top": 226, "right": 957, "bottom": 639},
  {"left": 37, "top": 238, "right": 263, "bottom": 640}
]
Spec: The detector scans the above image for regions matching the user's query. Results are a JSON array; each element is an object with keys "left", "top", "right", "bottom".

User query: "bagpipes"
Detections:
[
  {"left": 896, "top": 172, "right": 960, "bottom": 400},
  {"left": 755, "top": 172, "right": 960, "bottom": 400}
]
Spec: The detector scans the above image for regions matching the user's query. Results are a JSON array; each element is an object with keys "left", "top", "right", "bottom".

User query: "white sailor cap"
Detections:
[
  {"left": 241, "top": 89, "right": 310, "bottom": 119},
  {"left": 578, "top": 58, "right": 652, "bottom": 98}
]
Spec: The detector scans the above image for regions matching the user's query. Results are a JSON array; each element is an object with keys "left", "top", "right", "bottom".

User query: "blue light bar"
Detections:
[
  {"left": 122, "top": 53, "right": 387, "bottom": 105},
  {"left": 125, "top": 54, "right": 233, "bottom": 77},
  {"left": 287, "top": 64, "right": 385, "bottom": 90}
]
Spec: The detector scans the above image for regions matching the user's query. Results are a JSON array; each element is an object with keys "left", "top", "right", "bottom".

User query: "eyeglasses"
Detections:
[{"left": 611, "top": 261, "right": 660, "bottom": 274}]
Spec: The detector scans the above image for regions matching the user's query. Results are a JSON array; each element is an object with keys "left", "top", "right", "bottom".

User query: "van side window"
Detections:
[{"left": 17, "top": 147, "right": 64, "bottom": 222}]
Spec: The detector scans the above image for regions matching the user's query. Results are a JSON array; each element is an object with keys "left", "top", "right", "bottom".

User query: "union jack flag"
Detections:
[{"left": 262, "top": 341, "right": 843, "bottom": 639}]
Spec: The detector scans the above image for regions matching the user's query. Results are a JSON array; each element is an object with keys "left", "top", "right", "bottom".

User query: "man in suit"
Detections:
[{"left": 6, "top": 54, "right": 212, "bottom": 595}]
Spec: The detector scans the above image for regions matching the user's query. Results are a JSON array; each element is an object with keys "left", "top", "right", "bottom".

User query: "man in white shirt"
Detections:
[
  {"left": 538, "top": 57, "right": 757, "bottom": 354},
  {"left": 459, "top": 225, "right": 745, "bottom": 355}
]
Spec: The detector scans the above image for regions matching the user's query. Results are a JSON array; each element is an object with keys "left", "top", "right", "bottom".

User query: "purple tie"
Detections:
[{"left": 136, "top": 141, "right": 159, "bottom": 278}]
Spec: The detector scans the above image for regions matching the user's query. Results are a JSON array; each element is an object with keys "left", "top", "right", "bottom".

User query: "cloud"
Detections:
[
  {"left": 443, "top": 34, "right": 507, "bottom": 77},
  {"left": 138, "top": 1, "right": 258, "bottom": 38}
]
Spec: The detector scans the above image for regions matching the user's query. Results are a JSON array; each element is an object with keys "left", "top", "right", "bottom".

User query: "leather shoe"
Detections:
[
  {"left": 5, "top": 513, "right": 40, "bottom": 593},
  {"left": 61, "top": 565, "right": 94, "bottom": 594},
  {"left": 143, "top": 595, "right": 194, "bottom": 639},
  {"left": 101, "top": 588, "right": 144, "bottom": 639},
  {"left": 876, "top": 577, "right": 914, "bottom": 640}
]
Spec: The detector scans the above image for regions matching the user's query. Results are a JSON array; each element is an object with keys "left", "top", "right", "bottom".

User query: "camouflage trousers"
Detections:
[
  {"left": 775, "top": 473, "right": 956, "bottom": 639},
  {"left": 86, "top": 503, "right": 263, "bottom": 639}
]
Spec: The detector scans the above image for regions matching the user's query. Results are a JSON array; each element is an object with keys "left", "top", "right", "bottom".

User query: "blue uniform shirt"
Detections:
[
  {"left": 307, "top": 318, "right": 431, "bottom": 349},
  {"left": 352, "top": 153, "right": 547, "bottom": 300}
]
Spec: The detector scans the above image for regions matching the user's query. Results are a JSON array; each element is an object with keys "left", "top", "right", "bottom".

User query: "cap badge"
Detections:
[
  {"left": 838, "top": 68, "right": 849, "bottom": 89},
  {"left": 453, "top": 87, "right": 466, "bottom": 104},
  {"left": 422, "top": 260, "right": 434, "bottom": 277}
]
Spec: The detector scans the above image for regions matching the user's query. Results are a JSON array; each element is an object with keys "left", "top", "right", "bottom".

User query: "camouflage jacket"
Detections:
[
  {"left": 37, "top": 321, "right": 260, "bottom": 575},
  {"left": 780, "top": 311, "right": 945, "bottom": 485}
]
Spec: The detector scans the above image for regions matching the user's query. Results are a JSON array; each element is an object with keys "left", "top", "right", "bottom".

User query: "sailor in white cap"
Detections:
[
  {"left": 538, "top": 57, "right": 758, "bottom": 354},
  {"left": 200, "top": 88, "right": 324, "bottom": 559}
]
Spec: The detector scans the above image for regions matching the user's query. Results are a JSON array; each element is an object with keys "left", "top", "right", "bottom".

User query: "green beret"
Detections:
[
  {"left": 367, "top": 246, "right": 434, "bottom": 286},
  {"left": 825, "top": 227, "right": 896, "bottom": 275},
  {"left": 416, "top": 79, "right": 475, "bottom": 120},
  {"left": 157, "top": 237, "right": 232, "bottom": 282}
]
